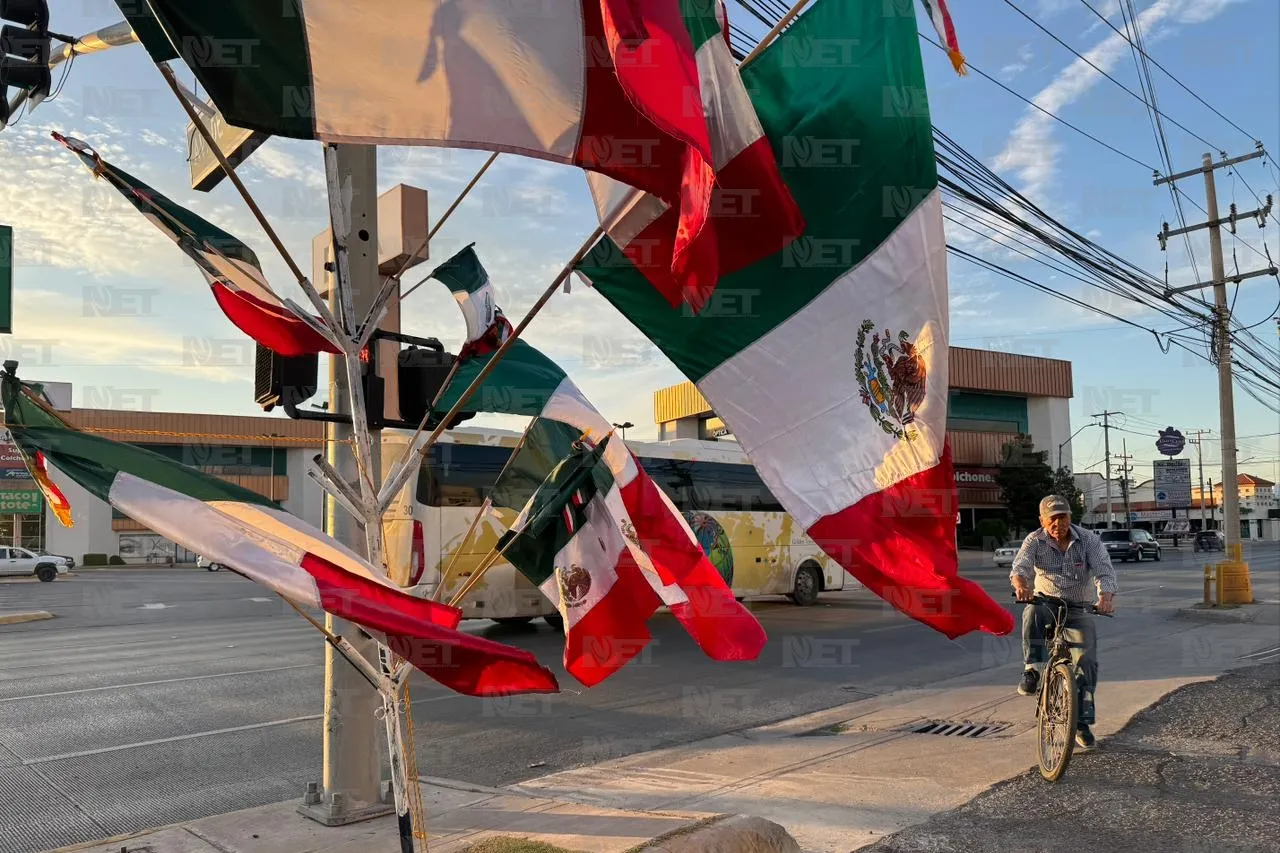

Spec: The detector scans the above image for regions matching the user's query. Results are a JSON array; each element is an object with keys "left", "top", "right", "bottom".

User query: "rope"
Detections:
[{"left": 400, "top": 679, "right": 429, "bottom": 848}]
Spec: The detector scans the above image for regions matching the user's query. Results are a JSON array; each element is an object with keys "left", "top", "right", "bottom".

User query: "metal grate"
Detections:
[{"left": 903, "top": 720, "right": 1012, "bottom": 738}]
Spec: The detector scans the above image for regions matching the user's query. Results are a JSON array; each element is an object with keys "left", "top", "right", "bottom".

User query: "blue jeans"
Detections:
[{"left": 1022, "top": 602, "right": 1098, "bottom": 725}]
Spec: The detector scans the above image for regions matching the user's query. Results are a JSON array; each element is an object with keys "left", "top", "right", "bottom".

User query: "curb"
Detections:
[
  {"left": 1175, "top": 603, "right": 1266, "bottom": 623},
  {"left": 628, "top": 814, "right": 801, "bottom": 853},
  {"left": 0, "top": 610, "right": 54, "bottom": 625}
]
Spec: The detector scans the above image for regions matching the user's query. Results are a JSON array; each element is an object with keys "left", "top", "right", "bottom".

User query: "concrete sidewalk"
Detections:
[{"left": 38, "top": 600, "right": 1280, "bottom": 853}]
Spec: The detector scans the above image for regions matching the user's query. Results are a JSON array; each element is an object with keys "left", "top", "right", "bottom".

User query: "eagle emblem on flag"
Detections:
[
  {"left": 855, "top": 320, "right": 927, "bottom": 441},
  {"left": 557, "top": 563, "right": 592, "bottom": 608}
]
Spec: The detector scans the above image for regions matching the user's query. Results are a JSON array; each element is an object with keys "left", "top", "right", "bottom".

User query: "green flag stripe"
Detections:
[
  {"left": 680, "top": 0, "right": 724, "bottom": 53},
  {"left": 436, "top": 340, "right": 567, "bottom": 418},
  {"left": 499, "top": 437, "right": 611, "bottom": 586},
  {"left": 430, "top": 244, "right": 488, "bottom": 295},
  {"left": 110, "top": 0, "right": 180, "bottom": 63},
  {"left": 578, "top": 0, "right": 936, "bottom": 383},
  {"left": 143, "top": 0, "right": 314, "bottom": 139}
]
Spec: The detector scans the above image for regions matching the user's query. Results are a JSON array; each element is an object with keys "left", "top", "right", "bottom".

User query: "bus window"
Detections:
[
  {"left": 416, "top": 443, "right": 513, "bottom": 507},
  {"left": 636, "top": 457, "right": 783, "bottom": 513}
]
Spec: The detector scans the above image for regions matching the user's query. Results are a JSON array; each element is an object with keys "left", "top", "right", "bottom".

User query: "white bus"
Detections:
[{"left": 382, "top": 427, "right": 847, "bottom": 627}]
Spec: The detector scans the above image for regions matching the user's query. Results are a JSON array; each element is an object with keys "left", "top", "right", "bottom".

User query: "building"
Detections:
[
  {"left": 1, "top": 391, "right": 327, "bottom": 563},
  {"left": 652, "top": 347, "right": 1075, "bottom": 535},
  {"left": 1088, "top": 473, "right": 1279, "bottom": 541}
]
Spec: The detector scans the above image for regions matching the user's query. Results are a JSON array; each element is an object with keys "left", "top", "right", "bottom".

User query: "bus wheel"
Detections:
[
  {"left": 493, "top": 616, "right": 534, "bottom": 627},
  {"left": 788, "top": 564, "right": 821, "bottom": 606},
  {"left": 542, "top": 614, "right": 564, "bottom": 632}
]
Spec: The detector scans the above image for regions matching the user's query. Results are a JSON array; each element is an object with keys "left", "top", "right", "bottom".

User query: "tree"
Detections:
[
  {"left": 1052, "top": 467, "right": 1086, "bottom": 519},
  {"left": 995, "top": 433, "right": 1055, "bottom": 535}
]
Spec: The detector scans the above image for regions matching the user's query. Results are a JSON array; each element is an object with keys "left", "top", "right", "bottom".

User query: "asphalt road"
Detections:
[{"left": 1, "top": 544, "right": 1277, "bottom": 853}]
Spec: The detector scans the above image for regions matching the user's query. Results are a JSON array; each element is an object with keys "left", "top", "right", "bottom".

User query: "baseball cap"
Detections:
[{"left": 1039, "top": 495, "right": 1071, "bottom": 518}]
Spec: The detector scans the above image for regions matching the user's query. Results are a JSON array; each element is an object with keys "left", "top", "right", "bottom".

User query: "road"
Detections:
[{"left": 1, "top": 544, "right": 1277, "bottom": 853}]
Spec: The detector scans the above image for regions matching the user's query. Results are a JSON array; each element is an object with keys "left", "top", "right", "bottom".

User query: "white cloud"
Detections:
[{"left": 999, "top": 44, "right": 1037, "bottom": 81}]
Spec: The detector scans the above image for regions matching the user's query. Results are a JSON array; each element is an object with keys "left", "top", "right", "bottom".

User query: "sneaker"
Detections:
[
  {"left": 1017, "top": 668, "right": 1040, "bottom": 696},
  {"left": 1075, "top": 725, "right": 1096, "bottom": 750}
]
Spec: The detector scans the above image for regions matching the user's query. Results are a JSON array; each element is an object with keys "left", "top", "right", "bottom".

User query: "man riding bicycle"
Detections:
[{"left": 1010, "top": 495, "right": 1118, "bottom": 750}]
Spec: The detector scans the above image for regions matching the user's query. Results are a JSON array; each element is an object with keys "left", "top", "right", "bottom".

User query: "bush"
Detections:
[
  {"left": 108, "top": 555, "right": 125, "bottom": 565},
  {"left": 82, "top": 553, "right": 108, "bottom": 566}
]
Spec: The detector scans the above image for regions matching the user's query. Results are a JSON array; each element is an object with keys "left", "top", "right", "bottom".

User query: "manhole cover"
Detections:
[{"left": 901, "top": 720, "right": 1012, "bottom": 738}]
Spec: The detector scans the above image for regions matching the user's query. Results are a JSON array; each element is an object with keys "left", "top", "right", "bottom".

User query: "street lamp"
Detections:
[
  {"left": 612, "top": 421, "right": 633, "bottom": 441},
  {"left": 1058, "top": 422, "right": 1098, "bottom": 471}
]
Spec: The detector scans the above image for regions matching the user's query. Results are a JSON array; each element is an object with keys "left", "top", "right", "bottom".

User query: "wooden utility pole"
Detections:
[{"left": 1092, "top": 410, "right": 1122, "bottom": 528}]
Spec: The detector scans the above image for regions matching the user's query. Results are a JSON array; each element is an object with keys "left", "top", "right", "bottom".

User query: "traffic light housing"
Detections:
[
  {"left": 394, "top": 343, "right": 475, "bottom": 430},
  {"left": 254, "top": 343, "right": 318, "bottom": 412},
  {"left": 0, "top": 0, "right": 51, "bottom": 128}
]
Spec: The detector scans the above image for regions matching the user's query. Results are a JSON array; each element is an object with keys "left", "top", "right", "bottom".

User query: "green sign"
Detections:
[
  {"left": 0, "top": 490, "right": 42, "bottom": 514},
  {"left": 0, "top": 224, "right": 11, "bottom": 335}
]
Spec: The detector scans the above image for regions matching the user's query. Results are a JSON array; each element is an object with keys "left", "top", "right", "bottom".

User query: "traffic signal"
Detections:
[
  {"left": 254, "top": 343, "right": 318, "bottom": 412},
  {"left": 391, "top": 344, "right": 475, "bottom": 430},
  {"left": 0, "top": 0, "right": 51, "bottom": 128}
]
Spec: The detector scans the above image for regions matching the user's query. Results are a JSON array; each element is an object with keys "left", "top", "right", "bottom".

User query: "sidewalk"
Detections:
[{"left": 38, "top": 600, "right": 1280, "bottom": 853}]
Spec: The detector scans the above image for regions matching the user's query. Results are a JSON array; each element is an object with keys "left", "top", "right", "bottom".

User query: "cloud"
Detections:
[
  {"left": 993, "top": 0, "right": 1196, "bottom": 201},
  {"left": 998, "top": 44, "right": 1036, "bottom": 81}
]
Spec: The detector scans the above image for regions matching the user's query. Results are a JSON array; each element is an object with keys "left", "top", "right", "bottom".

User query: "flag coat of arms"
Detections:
[
  {"left": 575, "top": 0, "right": 1013, "bottom": 638},
  {"left": 423, "top": 246, "right": 766, "bottom": 685},
  {"left": 116, "top": 0, "right": 803, "bottom": 313},
  {"left": 0, "top": 372, "right": 558, "bottom": 697}
]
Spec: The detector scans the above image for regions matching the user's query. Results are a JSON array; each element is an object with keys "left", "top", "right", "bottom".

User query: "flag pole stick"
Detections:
[
  {"left": 377, "top": 227, "right": 604, "bottom": 510},
  {"left": 400, "top": 153, "right": 502, "bottom": 302},
  {"left": 154, "top": 61, "right": 337, "bottom": 333},
  {"left": 278, "top": 595, "right": 385, "bottom": 690}
]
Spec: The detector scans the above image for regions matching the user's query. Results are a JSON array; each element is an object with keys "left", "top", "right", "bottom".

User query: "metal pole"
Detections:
[
  {"left": 1093, "top": 411, "right": 1117, "bottom": 529},
  {"left": 311, "top": 144, "right": 389, "bottom": 828},
  {"left": 1193, "top": 432, "right": 1208, "bottom": 528},
  {"left": 1203, "top": 153, "right": 1244, "bottom": 562}
]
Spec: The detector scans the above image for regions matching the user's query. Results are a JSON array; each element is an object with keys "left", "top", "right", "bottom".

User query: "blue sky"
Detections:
[{"left": 0, "top": 0, "right": 1276, "bottom": 488}]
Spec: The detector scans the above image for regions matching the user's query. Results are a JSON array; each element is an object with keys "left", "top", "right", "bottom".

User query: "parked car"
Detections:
[
  {"left": 31, "top": 548, "right": 75, "bottom": 569},
  {"left": 992, "top": 539, "right": 1023, "bottom": 568},
  {"left": 1193, "top": 530, "right": 1226, "bottom": 552},
  {"left": 197, "top": 555, "right": 224, "bottom": 572},
  {"left": 1099, "top": 528, "right": 1162, "bottom": 562},
  {"left": 0, "top": 546, "right": 72, "bottom": 581}
]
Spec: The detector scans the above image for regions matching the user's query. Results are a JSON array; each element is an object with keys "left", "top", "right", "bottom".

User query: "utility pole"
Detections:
[
  {"left": 1093, "top": 410, "right": 1122, "bottom": 529},
  {"left": 1156, "top": 146, "right": 1274, "bottom": 571},
  {"left": 311, "top": 144, "right": 389, "bottom": 825},
  {"left": 1189, "top": 429, "right": 1211, "bottom": 529},
  {"left": 1118, "top": 440, "right": 1133, "bottom": 525}
]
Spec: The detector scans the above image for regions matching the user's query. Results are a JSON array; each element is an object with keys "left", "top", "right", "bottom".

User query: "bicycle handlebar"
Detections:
[{"left": 1012, "top": 590, "right": 1115, "bottom": 617}]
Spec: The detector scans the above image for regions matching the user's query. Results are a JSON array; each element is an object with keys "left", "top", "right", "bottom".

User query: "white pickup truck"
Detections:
[{"left": 0, "top": 546, "right": 74, "bottom": 581}]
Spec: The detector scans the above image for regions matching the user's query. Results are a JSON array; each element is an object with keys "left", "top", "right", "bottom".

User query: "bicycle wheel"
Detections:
[{"left": 1037, "top": 661, "right": 1078, "bottom": 781}]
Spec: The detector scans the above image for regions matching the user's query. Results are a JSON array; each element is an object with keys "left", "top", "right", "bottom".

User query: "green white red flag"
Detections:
[{"left": 575, "top": 0, "right": 1013, "bottom": 639}]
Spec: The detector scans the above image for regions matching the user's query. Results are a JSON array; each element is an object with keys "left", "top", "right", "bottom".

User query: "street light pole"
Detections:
[{"left": 1058, "top": 422, "right": 1097, "bottom": 471}]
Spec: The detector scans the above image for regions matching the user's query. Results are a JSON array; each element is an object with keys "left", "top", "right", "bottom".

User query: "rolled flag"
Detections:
[
  {"left": 51, "top": 132, "right": 338, "bottom": 357},
  {"left": 919, "top": 0, "right": 966, "bottom": 75},
  {"left": 426, "top": 243, "right": 512, "bottom": 359},
  {"left": 30, "top": 451, "right": 73, "bottom": 528},
  {"left": 577, "top": 0, "right": 1011, "bottom": 639},
  {"left": 0, "top": 369, "right": 558, "bottom": 698}
]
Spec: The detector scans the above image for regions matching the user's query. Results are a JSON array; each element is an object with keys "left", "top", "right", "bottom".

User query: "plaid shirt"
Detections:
[{"left": 1010, "top": 524, "right": 1119, "bottom": 604}]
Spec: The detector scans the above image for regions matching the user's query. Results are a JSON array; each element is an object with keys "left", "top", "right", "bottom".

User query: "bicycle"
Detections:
[{"left": 1021, "top": 592, "right": 1114, "bottom": 782}]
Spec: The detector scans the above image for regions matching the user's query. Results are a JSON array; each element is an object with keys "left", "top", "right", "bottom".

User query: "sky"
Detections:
[{"left": 0, "top": 0, "right": 1277, "bottom": 490}]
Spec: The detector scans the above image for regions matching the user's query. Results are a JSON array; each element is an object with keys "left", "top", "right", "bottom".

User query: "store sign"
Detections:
[
  {"left": 955, "top": 469, "right": 999, "bottom": 487},
  {"left": 0, "top": 430, "right": 26, "bottom": 471},
  {"left": 1129, "top": 509, "right": 1173, "bottom": 521},
  {"left": 1153, "top": 458, "right": 1192, "bottom": 507},
  {"left": 1155, "top": 427, "right": 1186, "bottom": 457},
  {"left": 0, "top": 489, "right": 43, "bottom": 513}
]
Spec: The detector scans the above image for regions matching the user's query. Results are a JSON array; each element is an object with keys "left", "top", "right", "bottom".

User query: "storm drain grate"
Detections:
[{"left": 902, "top": 720, "right": 1012, "bottom": 738}]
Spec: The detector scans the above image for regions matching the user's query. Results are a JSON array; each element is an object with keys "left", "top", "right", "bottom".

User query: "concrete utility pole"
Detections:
[
  {"left": 1118, "top": 440, "right": 1133, "bottom": 525},
  {"left": 1189, "top": 429, "right": 1211, "bottom": 528},
  {"left": 314, "top": 144, "right": 388, "bottom": 824},
  {"left": 1093, "top": 410, "right": 1122, "bottom": 529},
  {"left": 1156, "top": 147, "right": 1274, "bottom": 571}
]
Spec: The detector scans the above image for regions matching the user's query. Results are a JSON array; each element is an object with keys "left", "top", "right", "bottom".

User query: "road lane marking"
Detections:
[
  {"left": 862, "top": 623, "right": 913, "bottom": 634},
  {"left": 0, "top": 663, "right": 321, "bottom": 703},
  {"left": 25, "top": 715, "right": 323, "bottom": 764},
  {"left": 138, "top": 603, "right": 170, "bottom": 609}
]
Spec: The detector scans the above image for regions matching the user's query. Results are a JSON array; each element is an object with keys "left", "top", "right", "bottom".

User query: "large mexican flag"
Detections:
[{"left": 575, "top": 0, "right": 1013, "bottom": 639}]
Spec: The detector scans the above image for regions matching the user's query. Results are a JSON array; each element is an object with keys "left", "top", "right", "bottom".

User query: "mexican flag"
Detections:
[
  {"left": 52, "top": 133, "right": 335, "bottom": 358},
  {"left": 575, "top": 0, "right": 1013, "bottom": 638},
  {"left": 0, "top": 371, "right": 558, "bottom": 697},
  {"left": 424, "top": 246, "right": 766, "bottom": 684},
  {"left": 119, "top": 0, "right": 802, "bottom": 313},
  {"left": 494, "top": 432, "right": 658, "bottom": 687}
]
